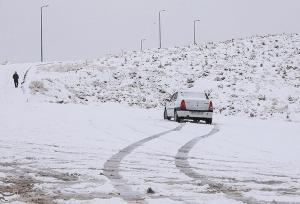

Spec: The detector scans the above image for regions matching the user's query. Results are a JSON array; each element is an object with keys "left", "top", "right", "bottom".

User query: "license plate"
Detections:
[{"left": 190, "top": 111, "right": 203, "bottom": 116}]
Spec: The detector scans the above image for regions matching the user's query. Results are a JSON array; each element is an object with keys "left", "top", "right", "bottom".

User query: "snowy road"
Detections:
[
  {"left": 0, "top": 64, "right": 300, "bottom": 203},
  {"left": 112, "top": 119, "right": 300, "bottom": 204},
  {"left": 1, "top": 104, "right": 300, "bottom": 203},
  {"left": 175, "top": 126, "right": 263, "bottom": 204},
  {"left": 103, "top": 124, "right": 184, "bottom": 203}
]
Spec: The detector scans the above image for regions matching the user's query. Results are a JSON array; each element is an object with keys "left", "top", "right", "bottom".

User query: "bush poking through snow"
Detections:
[
  {"left": 146, "top": 187, "right": 155, "bottom": 194},
  {"left": 29, "top": 81, "right": 47, "bottom": 94},
  {"left": 258, "top": 95, "right": 266, "bottom": 101}
]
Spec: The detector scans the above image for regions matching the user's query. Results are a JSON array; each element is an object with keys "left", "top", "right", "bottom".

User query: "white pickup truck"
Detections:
[{"left": 164, "top": 91, "right": 213, "bottom": 124}]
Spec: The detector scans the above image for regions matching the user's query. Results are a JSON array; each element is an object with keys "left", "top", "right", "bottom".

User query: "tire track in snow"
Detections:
[
  {"left": 103, "top": 124, "right": 185, "bottom": 204},
  {"left": 175, "top": 125, "right": 285, "bottom": 204},
  {"left": 175, "top": 125, "right": 256, "bottom": 203},
  {"left": 21, "top": 67, "right": 31, "bottom": 95},
  {"left": 21, "top": 67, "right": 31, "bottom": 85}
]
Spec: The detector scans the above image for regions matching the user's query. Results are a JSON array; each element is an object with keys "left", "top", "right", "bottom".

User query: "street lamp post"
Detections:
[
  {"left": 193, "top": 19, "right": 200, "bottom": 45},
  {"left": 159, "top": 10, "right": 166, "bottom": 49},
  {"left": 140, "top": 39, "right": 146, "bottom": 52},
  {"left": 41, "top": 5, "right": 49, "bottom": 62}
]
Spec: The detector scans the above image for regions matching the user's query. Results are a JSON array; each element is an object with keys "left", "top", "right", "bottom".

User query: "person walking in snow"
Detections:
[{"left": 13, "top": 71, "right": 19, "bottom": 88}]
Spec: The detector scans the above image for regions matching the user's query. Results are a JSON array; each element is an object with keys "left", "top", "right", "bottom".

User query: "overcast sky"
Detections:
[{"left": 0, "top": 0, "right": 300, "bottom": 62}]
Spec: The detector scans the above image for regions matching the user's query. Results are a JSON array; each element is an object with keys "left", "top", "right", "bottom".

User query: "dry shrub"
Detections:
[{"left": 29, "top": 81, "right": 47, "bottom": 94}]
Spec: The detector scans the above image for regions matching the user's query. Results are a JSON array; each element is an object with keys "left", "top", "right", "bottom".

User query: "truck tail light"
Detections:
[
  {"left": 180, "top": 100, "right": 187, "bottom": 110},
  {"left": 209, "top": 101, "right": 213, "bottom": 111}
]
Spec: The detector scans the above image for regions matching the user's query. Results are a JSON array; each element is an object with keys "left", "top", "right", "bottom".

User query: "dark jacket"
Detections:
[{"left": 13, "top": 73, "right": 19, "bottom": 81}]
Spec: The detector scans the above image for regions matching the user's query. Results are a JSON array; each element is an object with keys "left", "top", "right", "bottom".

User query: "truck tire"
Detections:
[
  {"left": 164, "top": 108, "right": 171, "bottom": 120},
  {"left": 206, "top": 118, "right": 212, "bottom": 125},
  {"left": 174, "top": 110, "right": 181, "bottom": 123}
]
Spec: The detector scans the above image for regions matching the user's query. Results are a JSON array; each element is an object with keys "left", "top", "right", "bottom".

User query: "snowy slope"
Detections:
[{"left": 22, "top": 33, "right": 300, "bottom": 121}]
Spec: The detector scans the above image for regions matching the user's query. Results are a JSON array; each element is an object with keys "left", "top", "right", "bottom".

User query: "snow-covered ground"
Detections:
[{"left": 1, "top": 34, "right": 300, "bottom": 203}]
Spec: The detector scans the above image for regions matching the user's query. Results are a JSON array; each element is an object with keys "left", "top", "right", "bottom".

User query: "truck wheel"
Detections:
[
  {"left": 164, "top": 108, "right": 170, "bottom": 120},
  {"left": 174, "top": 110, "right": 181, "bottom": 123},
  {"left": 206, "top": 118, "right": 212, "bottom": 125}
]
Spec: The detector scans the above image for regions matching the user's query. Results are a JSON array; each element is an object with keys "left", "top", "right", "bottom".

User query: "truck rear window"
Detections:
[{"left": 180, "top": 92, "right": 208, "bottom": 99}]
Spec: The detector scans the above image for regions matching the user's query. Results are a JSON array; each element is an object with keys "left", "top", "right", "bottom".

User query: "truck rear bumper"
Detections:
[{"left": 176, "top": 110, "right": 213, "bottom": 119}]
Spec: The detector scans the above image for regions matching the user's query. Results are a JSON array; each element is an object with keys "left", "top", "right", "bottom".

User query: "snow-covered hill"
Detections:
[{"left": 24, "top": 33, "right": 300, "bottom": 120}]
